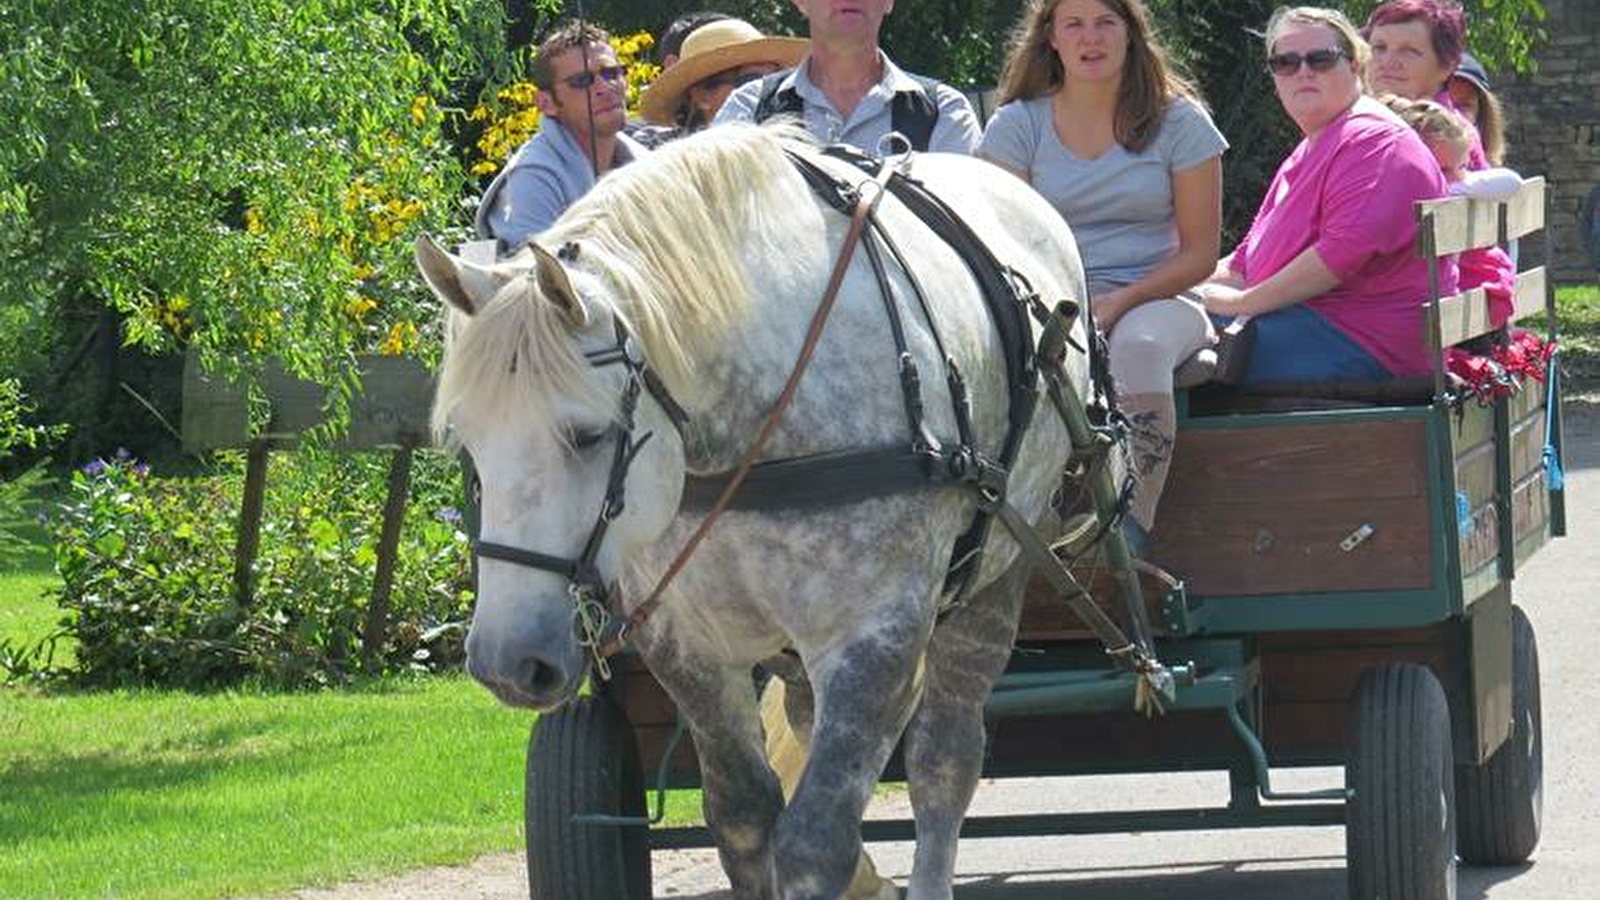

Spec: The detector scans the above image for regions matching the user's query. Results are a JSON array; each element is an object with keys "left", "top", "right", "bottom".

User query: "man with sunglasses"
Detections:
[{"left": 476, "top": 20, "right": 648, "bottom": 254}]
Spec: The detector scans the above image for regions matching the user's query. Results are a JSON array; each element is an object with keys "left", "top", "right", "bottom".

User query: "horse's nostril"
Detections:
[{"left": 527, "top": 658, "right": 564, "bottom": 697}]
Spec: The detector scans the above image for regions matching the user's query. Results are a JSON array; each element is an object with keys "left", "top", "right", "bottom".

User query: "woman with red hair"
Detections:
[{"left": 1362, "top": 0, "right": 1487, "bottom": 166}]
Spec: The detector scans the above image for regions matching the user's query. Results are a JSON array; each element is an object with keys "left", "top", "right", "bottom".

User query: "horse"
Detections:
[{"left": 419, "top": 122, "right": 1090, "bottom": 900}]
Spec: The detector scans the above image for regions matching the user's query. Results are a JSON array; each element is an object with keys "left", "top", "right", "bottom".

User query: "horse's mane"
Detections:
[{"left": 433, "top": 122, "right": 813, "bottom": 443}]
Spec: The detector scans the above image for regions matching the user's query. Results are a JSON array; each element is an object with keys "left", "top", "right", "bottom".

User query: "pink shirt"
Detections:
[{"left": 1230, "top": 97, "right": 1456, "bottom": 376}]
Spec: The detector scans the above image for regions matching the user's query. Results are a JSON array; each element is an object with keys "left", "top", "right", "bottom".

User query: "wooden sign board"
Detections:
[{"left": 182, "top": 352, "right": 435, "bottom": 452}]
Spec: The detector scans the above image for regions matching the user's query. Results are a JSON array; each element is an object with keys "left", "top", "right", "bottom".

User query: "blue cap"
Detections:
[{"left": 1453, "top": 53, "right": 1491, "bottom": 93}]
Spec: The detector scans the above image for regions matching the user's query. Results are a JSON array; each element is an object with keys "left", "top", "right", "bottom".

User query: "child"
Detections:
[{"left": 1385, "top": 96, "right": 1519, "bottom": 325}]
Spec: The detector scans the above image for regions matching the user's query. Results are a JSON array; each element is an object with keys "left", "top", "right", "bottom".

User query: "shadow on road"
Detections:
[
  {"left": 658, "top": 855, "right": 1538, "bottom": 900},
  {"left": 1560, "top": 398, "right": 1599, "bottom": 471}
]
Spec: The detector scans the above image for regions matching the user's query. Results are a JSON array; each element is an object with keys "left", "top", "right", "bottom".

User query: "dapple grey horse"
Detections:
[{"left": 420, "top": 123, "right": 1088, "bottom": 900}]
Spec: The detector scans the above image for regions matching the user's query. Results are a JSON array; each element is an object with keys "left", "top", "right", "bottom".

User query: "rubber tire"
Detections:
[
  {"left": 1347, "top": 663, "right": 1457, "bottom": 900},
  {"left": 1456, "top": 606, "right": 1543, "bottom": 864},
  {"left": 525, "top": 695, "right": 651, "bottom": 900}
]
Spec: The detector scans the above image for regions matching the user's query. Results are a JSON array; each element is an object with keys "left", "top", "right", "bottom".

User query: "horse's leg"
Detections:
[
  {"left": 770, "top": 605, "right": 930, "bottom": 900},
  {"left": 900, "top": 562, "right": 1031, "bottom": 900},
  {"left": 650, "top": 653, "right": 784, "bottom": 900},
  {"left": 760, "top": 673, "right": 898, "bottom": 900}
]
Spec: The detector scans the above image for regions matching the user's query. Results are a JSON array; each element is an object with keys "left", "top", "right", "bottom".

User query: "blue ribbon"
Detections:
[{"left": 1543, "top": 348, "right": 1564, "bottom": 492}]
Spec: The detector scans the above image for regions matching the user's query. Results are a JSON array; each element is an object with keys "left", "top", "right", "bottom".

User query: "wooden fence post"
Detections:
[
  {"left": 363, "top": 435, "right": 418, "bottom": 671},
  {"left": 234, "top": 438, "right": 270, "bottom": 610}
]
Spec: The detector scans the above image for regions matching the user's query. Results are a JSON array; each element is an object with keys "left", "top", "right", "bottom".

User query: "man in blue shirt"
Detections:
[
  {"left": 476, "top": 21, "right": 648, "bottom": 253},
  {"left": 714, "top": 0, "right": 978, "bottom": 155}
]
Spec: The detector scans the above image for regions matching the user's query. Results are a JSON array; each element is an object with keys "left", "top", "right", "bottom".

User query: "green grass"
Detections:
[
  {"left": 0, "top": 679, "right": 532, "bottom": 900},
  {"left": 0, "top": 554, "right": 74, "bottom": 670},
  {"left": 0, "top": 676, "right": 704, "bottom": 900},
  {"left": 1552, "top": 284, "right": 1600, "bottom": 394},
  {"left": 0, "top": 553, "right": 703, "bottom": 900}
]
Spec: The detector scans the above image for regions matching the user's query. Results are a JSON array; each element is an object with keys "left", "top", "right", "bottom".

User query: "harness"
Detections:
[
  {"left": 752, "top": 71, "right": 941, "bottom": 153},
  {"left": 468, "top": 147, "right": 1172, "bottom": 707},
  {"left": 681, "top": 146, "right": 1038, "bottom": 602}
]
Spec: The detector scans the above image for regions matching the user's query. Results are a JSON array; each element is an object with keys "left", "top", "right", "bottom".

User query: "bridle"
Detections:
[{"left": 470, "top": 315, "right": 688, "bottom": 677}]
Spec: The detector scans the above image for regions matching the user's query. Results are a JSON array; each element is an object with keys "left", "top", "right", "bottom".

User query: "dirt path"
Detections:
[{"left": 249, "top": 399, "right": 1600, "bottom": 900}]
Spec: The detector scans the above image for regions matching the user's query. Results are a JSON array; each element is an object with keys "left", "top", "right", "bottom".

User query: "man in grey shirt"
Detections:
[
  {"left": 476, "top": 20, "right": 648, "bottom": 253},
  {"left": 713, "top": 0, "right": 978, "bottom": 156}
]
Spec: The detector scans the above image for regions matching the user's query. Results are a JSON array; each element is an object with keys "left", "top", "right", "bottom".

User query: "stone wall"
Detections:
[{"left": 1494, "top": 0, "right": 1600, "bottom": 283}]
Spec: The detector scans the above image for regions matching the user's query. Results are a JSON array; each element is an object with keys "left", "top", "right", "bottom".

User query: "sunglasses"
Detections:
[
  {"left": 560, "top": 64, "right": 628, "bottom": 91},
  {"left": 1266, "top": 48, "right": 1349, "bottom": 77}
]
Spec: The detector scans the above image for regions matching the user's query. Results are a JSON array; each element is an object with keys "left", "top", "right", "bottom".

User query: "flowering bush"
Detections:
[
  {"left": 46, "top": 449, "right": 475, "bottom": 690},
  {"left": 469, "top": 31, "right": 659, "bottom": 176}
]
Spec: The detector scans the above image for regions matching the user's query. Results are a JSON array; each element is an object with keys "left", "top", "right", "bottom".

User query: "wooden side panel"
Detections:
[
  {"left": 1149, "top": 420, "right": 1433, "bottom": 596},
  {"left": 1258, "top": 626, "right": 1463, "bottom": 758},
  {"left": 1509, "top": 267, "right": 1548, "bottom": 323},
  {"left": 1435, "top": 287, "right": 1494, "bottom": 346},
  {"left": 1416, "top": 194, "right": 1498, "bottom": 255},
  {"left": 1501, "top": 177, "right": 1546, "bottom": 243}
]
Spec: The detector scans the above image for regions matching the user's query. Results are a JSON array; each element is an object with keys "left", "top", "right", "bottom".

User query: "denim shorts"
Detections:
[{"left": 1211, "top": 305, "right": 1390, "bottom": 383}]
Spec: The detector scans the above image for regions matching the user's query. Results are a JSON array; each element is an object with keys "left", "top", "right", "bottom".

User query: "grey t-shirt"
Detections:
[{"left": 979, "top": 95, "right": 1227, "bottom": 286}]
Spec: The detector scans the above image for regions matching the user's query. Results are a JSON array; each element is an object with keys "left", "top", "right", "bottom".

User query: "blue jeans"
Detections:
[{"left": 1212, "top": 305, "right": 1390, "bottom": 383}]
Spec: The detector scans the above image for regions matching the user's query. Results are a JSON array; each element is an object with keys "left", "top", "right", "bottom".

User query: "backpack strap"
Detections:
[
  {"left": 752, "top": 70, "right": 804, "bottom": 123},
  {"left": 890, "top": 74, "right": 940, "bottom": 153},
  {"left": 754, "top": 68, "right": 942, "bottom": 152}
]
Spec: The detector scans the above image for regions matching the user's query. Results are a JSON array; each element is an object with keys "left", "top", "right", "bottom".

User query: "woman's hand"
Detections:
[
  {"left": 1195, "top": 282, "right": 1248, "bottom": 314},
  {"left": 1092, "top": 286, "right": 1136, "bottom": 333}
]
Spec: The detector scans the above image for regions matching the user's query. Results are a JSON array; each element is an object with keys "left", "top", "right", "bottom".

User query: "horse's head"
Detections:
[{"left": 418, "top": 236, "right": 689, "bottom": 710}]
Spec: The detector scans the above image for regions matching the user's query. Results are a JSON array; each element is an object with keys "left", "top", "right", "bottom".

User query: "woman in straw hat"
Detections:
[{"left": 639, "top": 18, "right": 807, "bottom": 133}]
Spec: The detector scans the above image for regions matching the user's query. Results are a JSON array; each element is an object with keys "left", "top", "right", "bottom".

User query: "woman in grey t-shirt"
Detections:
[{"left": 980, "top": 0, "right": 1227, "bottom": 551}]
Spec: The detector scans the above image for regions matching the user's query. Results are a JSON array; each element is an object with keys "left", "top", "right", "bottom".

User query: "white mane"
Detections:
[{"left": 432, "top": 122, "right": 814, "bottom": 442}]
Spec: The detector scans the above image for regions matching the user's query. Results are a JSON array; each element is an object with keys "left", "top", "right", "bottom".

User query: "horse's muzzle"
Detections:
[{"left": 465, "top": 638, "right": 580, "bottom": 710}]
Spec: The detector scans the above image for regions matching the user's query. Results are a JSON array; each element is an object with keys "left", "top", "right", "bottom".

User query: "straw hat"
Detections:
[{"left": 638, "top": 19, "right": 808, "bottom": 125}]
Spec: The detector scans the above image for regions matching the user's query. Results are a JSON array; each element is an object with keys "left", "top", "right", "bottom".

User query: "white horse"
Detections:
[{"left": 420, "top": 123, "right": 1089, "bottom": 900}]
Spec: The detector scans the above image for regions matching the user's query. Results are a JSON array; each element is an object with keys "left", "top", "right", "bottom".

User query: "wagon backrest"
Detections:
[{"left": 1414, "top": 176, "right": 1550, "bottom": 399}]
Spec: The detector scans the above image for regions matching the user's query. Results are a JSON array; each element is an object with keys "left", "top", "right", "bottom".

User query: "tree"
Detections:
[{"left": 0, "top": 0, "right": 514, "bottom": 455}]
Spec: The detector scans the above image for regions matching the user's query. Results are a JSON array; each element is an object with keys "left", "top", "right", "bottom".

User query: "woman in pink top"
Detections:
[{"left": 1197, "top": 5, "right": 1455, "bottom": 381}]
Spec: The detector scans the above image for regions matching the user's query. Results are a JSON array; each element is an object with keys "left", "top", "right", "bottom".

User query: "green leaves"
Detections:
[
  {"left": 1, "top": 0, "right": 511, "bottom": 402},
  {"left": 45, "top": 448, "right": 475, "bottom": 689}
]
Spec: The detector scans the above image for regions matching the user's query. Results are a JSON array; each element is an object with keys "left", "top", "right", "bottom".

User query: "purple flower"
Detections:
[
  {"left": 133, "top": 463, "right": 151, "bottom": 478},
  {"left": 435, "top": 507, "right": 463, "bottom": 523},
  {"left": 114, "top": 447, "right": 132, "bottom": 461},
  {"left": 81, "top": 458, "right": 108, "bottom": 478}
]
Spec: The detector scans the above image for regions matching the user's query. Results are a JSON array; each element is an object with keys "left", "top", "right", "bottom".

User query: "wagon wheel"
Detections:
[
  {"left": 1346, "top": 663, "right": 1457, "bottom": 900},
  {"left": 525, "top": 694, "right": 652, "bottom": 900},
  {"left": 1456, "top": 605, "right": 1542, "bottom": 864}
]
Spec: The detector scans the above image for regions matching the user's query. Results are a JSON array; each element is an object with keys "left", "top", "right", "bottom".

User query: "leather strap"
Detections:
[{"left": 599, "top": 157, "right": 904, "bottom": 657}]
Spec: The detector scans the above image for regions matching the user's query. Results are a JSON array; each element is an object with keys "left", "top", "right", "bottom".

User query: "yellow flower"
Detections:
[
  {"left": 243, "top": 207, "right": 264, "bottom": 234},
  {"left": 409, "top": 94, "right": 433, "bottom": 126},
  {"left": 344, "top": 295, "right": 378, "bottom": 318},
  {"left": 379, "top": 321, "right": 417, "bottom": 356}
]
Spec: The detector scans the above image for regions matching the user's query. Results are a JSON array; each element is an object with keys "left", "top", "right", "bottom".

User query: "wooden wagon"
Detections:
[{"left": 516, "top": 177, "right": 1562, "bottom": 900}]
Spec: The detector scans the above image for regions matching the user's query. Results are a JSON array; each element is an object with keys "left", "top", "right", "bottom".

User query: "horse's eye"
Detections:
[{"left": 571, "top": 429, "right": 608, "bottom": 451}]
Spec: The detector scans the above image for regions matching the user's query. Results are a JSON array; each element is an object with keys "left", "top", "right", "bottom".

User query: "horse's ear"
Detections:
[
  {"left": 529, "top": 242, "right": 590, "bottom": 327},
  {"left": 414, "top": 235, "right": 510, "bottom": 316}
]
